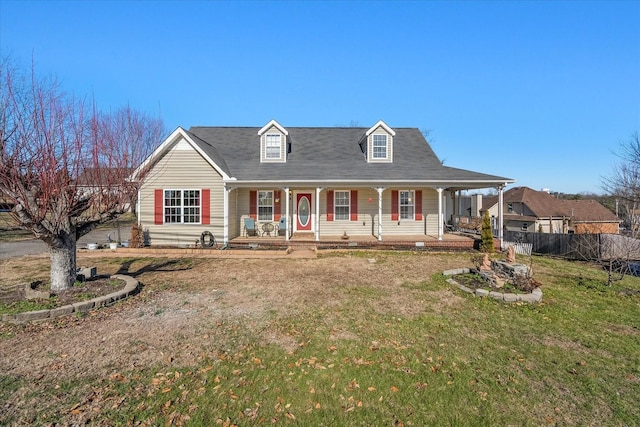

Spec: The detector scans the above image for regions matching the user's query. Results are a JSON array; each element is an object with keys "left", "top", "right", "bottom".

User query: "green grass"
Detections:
[
  {"left": 2, "top": 254, "right": 639, "bottom": 425},
  {"left": 0, "top": 298, "right": 58, "bottom": 315}
]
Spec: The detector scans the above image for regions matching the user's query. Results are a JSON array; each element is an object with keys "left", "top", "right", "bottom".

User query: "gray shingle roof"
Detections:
[{"left": 187, "top": 126, "right": 513, "bottom": 185}]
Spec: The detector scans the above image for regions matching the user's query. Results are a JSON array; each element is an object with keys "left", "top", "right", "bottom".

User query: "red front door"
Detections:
[{"left": 296, "top": 193, "right": 312, "bottom": 231}]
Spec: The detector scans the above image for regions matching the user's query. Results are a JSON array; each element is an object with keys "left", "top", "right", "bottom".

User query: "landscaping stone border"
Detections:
[
  {"left": 443, "top": 268, "right": 542, "bottom": 303},
  {"left": 1, "top": 274, "right": 139, "bottom": 324}
]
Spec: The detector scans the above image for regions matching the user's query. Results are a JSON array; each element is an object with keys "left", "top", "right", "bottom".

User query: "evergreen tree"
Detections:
[{"left": 480, "top": 210, "right": 495, "bottom": 253}]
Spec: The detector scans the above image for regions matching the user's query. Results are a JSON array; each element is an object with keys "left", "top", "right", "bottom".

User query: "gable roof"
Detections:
[
  {"left": 186, "top": 126, "right": 513, "bottom": 187},
  {"left": 132, "top": 127, "right": 231, "bottom": 181},
  {"left": 482, "top": 186, "right": 618, "bottom": 222},
  {"left": 557, "top": 199, "right": 619, "bottom": 223}
]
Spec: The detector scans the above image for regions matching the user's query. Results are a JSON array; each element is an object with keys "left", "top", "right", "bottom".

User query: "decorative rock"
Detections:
[
  {"left": 457, "top": 284, "right": 473, "bottom": 293},
  {"left": 506, "top": 245, "right": 516, "bottom": 263},
  {"left": 15, "top": 309, "right": 50, "bottom": 322},
  {"left": 2, "top": 314, "right": 16, "bottom": 322},
  {"left": 1, "top": 274, "right": 140, "bottom": 324},
  {"left": 489, "top": 291, "right": 504, "bottom": 300},
  {"left": 475, "top": 288, "right": 489, "bottom": 297},
  {"left": 503, "top": 293, "right": 518, "bottom": 302},
  {"left": 72, "top": 300, "right": 95, "bottom": 312},
  {"left": 24, "top": 282, "right": 50, "bottom": 300},
  {"left": 77, "top": 266, "right": 97, "bottom": 282},
  {"left": 519, "top": 293, "right": 541, "bottom": 303},
  {"left": 480, "top": 253, "right": 492, "bottom": 271},
  {"left": 93, "top": 295, "right": 114, "bottom": 308},
  {"left": 50, "top": 305, "right": 75, "bottom": 318}
]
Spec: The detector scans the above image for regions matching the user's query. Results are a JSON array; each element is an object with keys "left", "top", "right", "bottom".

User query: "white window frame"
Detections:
[
  {"left": 372, "top": 134, "right": 388, "bottom": 159},
  {"left": 258, "top": 190, "right": 274, "bottom": 221},
  {"left": 399, "top": 190, "right": 414, "bottom": 220},
  {"left": 334, "top": 191, "right": 350, "bottom": 221},
  {"left": 265, "top": 134, "right": 282, "bottom": 160},
  {"left": 164, "top": 189, "right": 201, "bottom": 224}
]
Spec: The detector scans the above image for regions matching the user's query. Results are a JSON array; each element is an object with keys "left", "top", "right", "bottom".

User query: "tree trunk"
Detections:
[{"left": 50, "top": 235, "right": 77, "bottom": 292}]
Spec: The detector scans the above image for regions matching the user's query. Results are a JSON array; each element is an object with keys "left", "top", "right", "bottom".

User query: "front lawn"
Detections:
[{"left": 0, "top": 252, "right": 638, "bottom": 425}]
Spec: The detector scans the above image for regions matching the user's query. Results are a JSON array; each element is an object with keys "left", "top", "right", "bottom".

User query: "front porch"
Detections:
[{"left": 229, "top": 231, "right": 478, "bottom": 251}]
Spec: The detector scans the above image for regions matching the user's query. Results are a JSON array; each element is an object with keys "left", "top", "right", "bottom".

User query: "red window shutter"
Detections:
[
  {"left": 154, "top": 189, "right": 163, "bottom": 225},
  {"left": 350, "top": 190, "right": 358, "bottom": 221},
  {"left": 249, "top": 190, "right": 257, "bottom": 220},
  {"left": 415, "top": 190, "right": 422, "bottom": 221},
  {"left": 327, "top": 190, "right": 334, "bottom": 221},
  {"left": 274, "top": 190, "right": 281, "bottom": 221},
  {"left": 391, "top": 190, "right": 399, "bottom": 221},
  {"left": 201, "top": 189, "right": 210, "bottom": 224}
]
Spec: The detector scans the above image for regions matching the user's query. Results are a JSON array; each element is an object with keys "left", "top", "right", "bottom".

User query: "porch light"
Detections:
[{"left": 275, "top": 197, "right": 280, "bottom": 203}]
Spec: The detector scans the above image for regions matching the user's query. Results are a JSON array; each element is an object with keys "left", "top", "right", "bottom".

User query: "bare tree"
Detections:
[
  {"left": 568, "top": 233, "right": 640, "bottom": 286},
  {"left": 0, "top": 58, "right": 164, "bottom": 291},
  {"left": 603, "top": 132, "right": 640, "bottom": 238}
]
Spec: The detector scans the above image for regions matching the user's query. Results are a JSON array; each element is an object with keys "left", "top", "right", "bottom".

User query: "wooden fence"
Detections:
[{"left": 503, "top": 231, "right": 640, "bottom": 261}]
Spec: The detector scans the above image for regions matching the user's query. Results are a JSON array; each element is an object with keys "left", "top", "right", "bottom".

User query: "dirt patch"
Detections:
[{"left": 0, "top": 250, "right": 472, "bottom": 421}]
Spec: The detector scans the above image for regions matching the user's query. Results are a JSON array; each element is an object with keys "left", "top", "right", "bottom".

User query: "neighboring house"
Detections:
[
  {"left": 133, "top": 120, "right": 514, "bottom": 246},
  {"left": 482, "top": 186, "right": 620, "bottom": 234}
]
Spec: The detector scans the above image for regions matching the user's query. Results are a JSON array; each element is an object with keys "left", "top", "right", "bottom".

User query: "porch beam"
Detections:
[
  {"left": 377, "top": 187, "right": 384, "bottom": 241},
  {"left": 437, "top": 188, "right": 444, "bottom": 240},
  {"left": 284, "top": 187, "right": 290, "bottom": 241},
  {"left": 498, "top": 184, "right": 505, "bottom": 249},
  {"left": 315, "top": 187, "right": 322, "bottom": 241},
  {"left": 223, "top": 184, "right": 230, "bottom": 245}
]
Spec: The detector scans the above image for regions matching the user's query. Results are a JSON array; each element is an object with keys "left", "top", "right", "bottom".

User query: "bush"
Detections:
[
  {"left": 479, "top": 211, "right": 494, "bottom": 253},
  {"left": 130, "top": 223, "right": 145, "bottom": 248}
]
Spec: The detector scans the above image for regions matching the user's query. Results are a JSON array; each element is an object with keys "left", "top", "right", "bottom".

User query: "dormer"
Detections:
[
  {"left": 365, "top": 120, "right": 395, "bottom": 163},
  {"left": 258, "top": 119, "right": 288, "bottom": 163}
]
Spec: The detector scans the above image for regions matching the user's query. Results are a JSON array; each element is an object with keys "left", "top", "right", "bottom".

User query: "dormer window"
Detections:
[
  {"left": 265, "top": 134, "right": 282, "bottom": 159},
  {"left": 372, "top": 134, "right": 387, "bottom": 159},
  {"left": 365, "top": 120, "right": 395, "bottom": 163},
  {"left": 258, "top": 119, "right": 288, "bottom": 163}
]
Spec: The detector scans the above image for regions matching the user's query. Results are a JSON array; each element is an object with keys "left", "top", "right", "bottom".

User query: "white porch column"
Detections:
[
  {"left": 498, "top": 184, "right": 505, "bottom": 250},
  {"left": 284, "top": 187, "right": 290, "bottom": 241},
  {"left": 223, "top": 184, "right": 230, "bottom": 245},
  {"left": 377, "top": 187, "right": 384, "bottom": 241},
  {"left": 315, "top": 187, "right": 322, "bottom": 241},
  {"left": 437, "top": 187, "right": 444, "bottom": 240}
]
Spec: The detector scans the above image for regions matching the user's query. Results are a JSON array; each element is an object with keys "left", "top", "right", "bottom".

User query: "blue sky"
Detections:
[{"left": 1, "top": 1, "right": 638, "bottom": 195}]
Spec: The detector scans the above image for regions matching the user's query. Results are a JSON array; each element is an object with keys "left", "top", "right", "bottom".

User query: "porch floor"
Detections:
[{"left": 229, "top": 232, "right": 477, "bottom": 251}]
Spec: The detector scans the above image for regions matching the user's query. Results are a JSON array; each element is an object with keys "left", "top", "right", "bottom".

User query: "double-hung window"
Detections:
[
  {"left": 265, "top": 134, "right": 281, "bottom": 160},
  {"left": 400, "top": 190, "right": 414, "bottom": 220},
  {"left": 164, "top": 190, "right": 201, "bottom": 224},
  {"left": 258, "top": 190, "right": 273, "bottom": 221},
  {"left": 372, "top": 134, "right": 387, "bottom": 159},
  {"left": 334, "top": 191, "right": 350, "bottom": 221}
]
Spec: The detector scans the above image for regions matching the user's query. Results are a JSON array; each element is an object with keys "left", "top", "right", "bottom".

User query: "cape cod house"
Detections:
[{"left": 133, "top": 120, "right": 515, "bottom": 246}]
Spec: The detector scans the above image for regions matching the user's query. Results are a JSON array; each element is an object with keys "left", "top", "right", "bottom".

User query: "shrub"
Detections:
[
  {"left": 479, "top": 210, "right": 494, "bottom": 253},
  {"left": 130, "top": 223, "right": 145, "bottom": 248}
]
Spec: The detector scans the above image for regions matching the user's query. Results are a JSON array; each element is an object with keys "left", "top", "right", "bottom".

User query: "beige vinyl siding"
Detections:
[
  {"left": 367, "top": 128, "right": 393, "bottom": 163},
  {"left": 318, "top": 189, "right": 377, "bottom": 236},
  {"left": 260, "top": 126, "right": 286, "bottom": 163},
  {"left": 378, "top": 188, "right": 438, "bottom": 236},
  {"left": 139, "top": 139, "right": 224, "bottom": 246}
]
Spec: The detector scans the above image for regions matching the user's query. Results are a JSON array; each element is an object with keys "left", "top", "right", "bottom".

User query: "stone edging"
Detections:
[
  {"left": 1, "top": 274, "right": 139, "bottom": 324},
  {"left": 443, "top": 268, "right": 542, "bottom": 304}
]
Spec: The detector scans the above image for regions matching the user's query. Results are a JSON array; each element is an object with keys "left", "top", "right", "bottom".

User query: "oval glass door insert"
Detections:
[{"left": 298, "top": 196, "right": 310, "bottom": 227}]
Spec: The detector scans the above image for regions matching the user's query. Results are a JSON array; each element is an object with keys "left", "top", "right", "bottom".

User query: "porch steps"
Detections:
[{"left": 286, "top": 244, "right": 318, "bottom": 258}]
